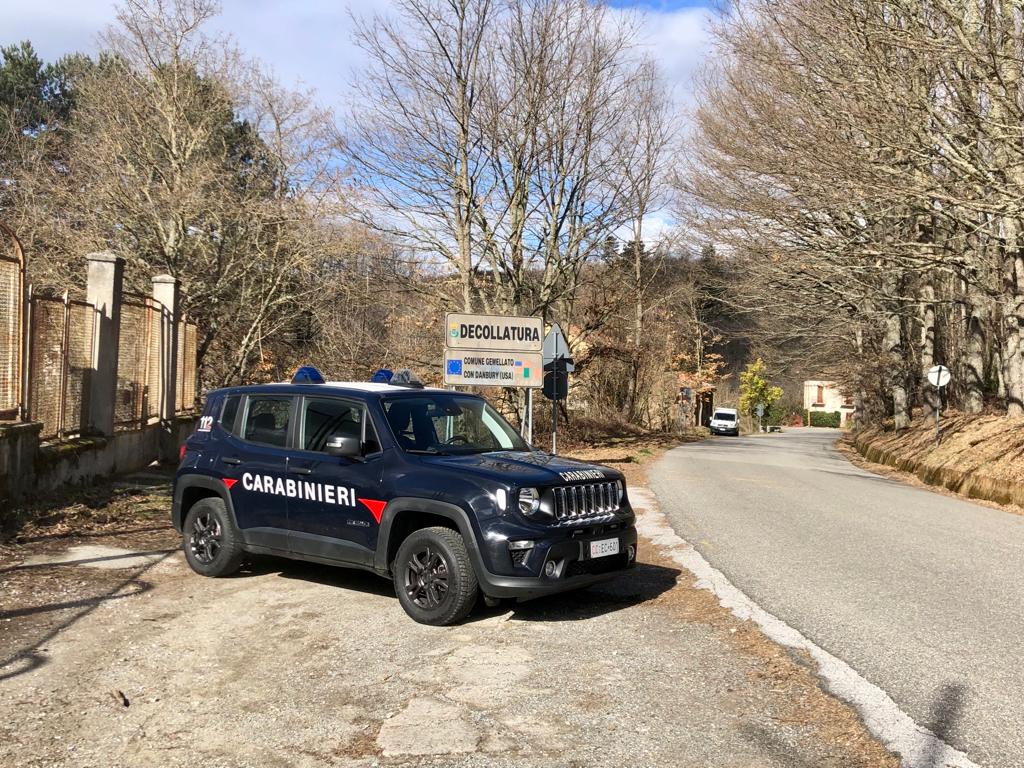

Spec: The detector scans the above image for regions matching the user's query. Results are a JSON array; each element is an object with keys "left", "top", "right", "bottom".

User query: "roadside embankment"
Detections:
[{"left": 850, "top": 413, "right": 1024, "bottom": 511}]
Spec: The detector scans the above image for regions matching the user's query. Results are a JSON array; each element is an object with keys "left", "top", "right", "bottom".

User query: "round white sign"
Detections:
[{"left": 927, "top": 364, "right": 951, "bottom": 388}]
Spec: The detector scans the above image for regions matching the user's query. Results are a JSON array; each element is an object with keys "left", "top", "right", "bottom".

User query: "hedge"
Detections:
[{"left": 809, "top": 410, "right": 841, "bottom": 428}]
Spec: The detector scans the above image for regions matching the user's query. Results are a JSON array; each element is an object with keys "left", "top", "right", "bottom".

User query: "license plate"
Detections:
[{"left": 589, "top": 538, "right": 619, "bottom": 559}]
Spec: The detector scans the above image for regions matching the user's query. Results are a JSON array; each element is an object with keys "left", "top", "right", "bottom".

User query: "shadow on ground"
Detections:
[
  {"left": 247, "top": 555, "right": 680, "bottom": 623},
  {"left": 0, "top": 551, "right": 173, "bottom": 683}
]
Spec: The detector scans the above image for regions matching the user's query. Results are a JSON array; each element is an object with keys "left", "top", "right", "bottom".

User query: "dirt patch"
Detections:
[
  {"left": 640, "top": 537, "right": 898, "bottom": 768},
  {"left": 845, "top": 416, "right": 1024, "bottom": 517},
  {"left": 0, "top": 471, "right": 178, "bottom": 675},
  {"left": 1, "top": 473, "right": 178, "bottom": 556}
]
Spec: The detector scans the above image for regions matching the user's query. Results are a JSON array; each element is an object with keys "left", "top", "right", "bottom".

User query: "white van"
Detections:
[{"left": 709, "top": 407, "right": 739, "bottom": 436}]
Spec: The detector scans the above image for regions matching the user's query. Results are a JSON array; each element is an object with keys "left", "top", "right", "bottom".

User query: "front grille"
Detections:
[{"left": 553, "top": 482, "right": 620, "bottom": 522}]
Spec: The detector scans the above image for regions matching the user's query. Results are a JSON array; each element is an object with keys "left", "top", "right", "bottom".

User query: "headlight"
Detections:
[
  {"left": 616, "top": 480, "right": 624, "bottom": 503},
  {"left": 517, "top": 487, "right": 541, "bottom": 515}
]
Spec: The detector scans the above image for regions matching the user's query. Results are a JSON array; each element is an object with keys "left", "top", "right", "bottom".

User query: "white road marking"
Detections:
[{"left": 630, "top": 486, "right": 979, "bottom": 768}]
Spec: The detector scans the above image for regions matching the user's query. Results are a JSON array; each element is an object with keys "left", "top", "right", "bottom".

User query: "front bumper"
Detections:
[
  {"left": 710, "top": 426, "right": 738, "bottom": 435},
  {"left": 475, "top": 524, "right": 638, "bottom": 599}
]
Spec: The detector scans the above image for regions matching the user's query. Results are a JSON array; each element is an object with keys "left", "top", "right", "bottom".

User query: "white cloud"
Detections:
[
  {"left": 0, "top": 0, "right": 391, "bottom": 110},
  {"left": 1, "top": 1, "right": 715, "bottom": 111},
  {"left": 636, "top": 5, "right": 715, "bottom": 111}
]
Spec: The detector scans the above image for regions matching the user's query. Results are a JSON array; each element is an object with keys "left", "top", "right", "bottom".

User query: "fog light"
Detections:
[
  {"left": 508, "top": 540, "right": 534, "bottom": 551},
  {"left": 544, "top": 561, "right": 557, "bottom": 577}
]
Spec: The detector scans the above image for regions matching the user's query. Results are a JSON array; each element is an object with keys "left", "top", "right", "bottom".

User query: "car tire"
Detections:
[
  {"left": 182, "top": 497, "right": 244, "bottom": 577},
  {"left": 394, "top": 526, "right": 479, "bottom": 626}
]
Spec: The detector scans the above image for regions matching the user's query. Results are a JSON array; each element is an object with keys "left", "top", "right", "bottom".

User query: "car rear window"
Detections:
[
  {"left": 220, "top": 395, "right": 241, "bottom": 434},
  {"left": 243, "top": 396, "right": 292, "bottom": 447},
  {"left": 714, "top": 412, "right": 736, "bottom": 422}
]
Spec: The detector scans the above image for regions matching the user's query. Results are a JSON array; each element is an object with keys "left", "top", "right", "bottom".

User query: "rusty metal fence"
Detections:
[
  {"left": 0, "top": 226, "right": 26, "bottom": 420},
  {"left": 26, "top": 292, "right": 98, "bottom": 440},
  {"left": 24, "top": 292, "right": 199, "bottom": 439},
  {"left": 114, "top": 294, "right": 163, "bottom": 428},
  {"left": 8, "top": 244, "right": 201, "bottom": 440},
  {"left": 176, "top": 321, "right": 198, "bottom": 413}
]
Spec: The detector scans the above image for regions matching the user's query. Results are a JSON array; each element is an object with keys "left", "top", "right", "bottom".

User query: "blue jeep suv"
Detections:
[{"left": 172, "top": 373, "right": 638, "bottom": 624}]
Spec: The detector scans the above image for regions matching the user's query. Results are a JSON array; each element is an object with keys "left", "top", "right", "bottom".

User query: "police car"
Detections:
[{"left": 172, "top": 367, "right": 637, "bottom": 625}]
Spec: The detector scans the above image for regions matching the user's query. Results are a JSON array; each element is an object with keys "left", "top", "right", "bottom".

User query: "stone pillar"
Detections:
[
  {"left": 151, "top": 275, "right": 180, "bottom": 423},
  {"left": 85, "top": 252, "right": 124, "bottom": 437}
]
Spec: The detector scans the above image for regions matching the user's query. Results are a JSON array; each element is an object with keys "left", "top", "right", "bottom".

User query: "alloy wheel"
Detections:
[
  {"left": 189, "top": 512, "right": 222, "bottom": 565},
  {"left": 403, "top": 546, "right": 450, "bottom": 609}
]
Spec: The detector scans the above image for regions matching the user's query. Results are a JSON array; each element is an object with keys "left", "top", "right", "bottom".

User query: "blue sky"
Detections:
[{"left": 0, "top": 1, "right": 717, "bottom": 113}]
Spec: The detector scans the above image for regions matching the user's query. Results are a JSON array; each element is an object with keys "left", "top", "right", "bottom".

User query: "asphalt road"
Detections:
[{"left": 650, "top": 428, "right": 1024, "bottom": 768}]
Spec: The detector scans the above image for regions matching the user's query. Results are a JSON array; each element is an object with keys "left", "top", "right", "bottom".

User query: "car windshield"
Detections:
[
  {"left": 383, "top": 393, "right": 529, "bottom": 455},
  {"left": 714, "top": 412, "right": 736, "bottom": 422}
]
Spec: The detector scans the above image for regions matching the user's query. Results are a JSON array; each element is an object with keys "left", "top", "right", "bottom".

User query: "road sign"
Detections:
[
  {"left": 446, "top": 313, "right": 543, "bottom": 352},
  {"left": 543, "top": 323, "right": 570, "bottom": 363},
  {"left": 927, "top": 364, "right": 951, "bottom": 388},
  {"left": 443, "top": 349, "right": 542, "bottom": 388},
  {"left": 756, "top": 403, "right": 765, "bottom": 417},
  {"left": 543, "top": 358, "right": 571, "bottom": 401}
]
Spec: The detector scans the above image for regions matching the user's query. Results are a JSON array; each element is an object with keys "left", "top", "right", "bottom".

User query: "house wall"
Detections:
[{"left": 803, "top": 380, "right": 856, "bottom": 425}]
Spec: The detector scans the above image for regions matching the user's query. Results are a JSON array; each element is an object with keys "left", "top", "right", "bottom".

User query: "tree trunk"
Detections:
[
  {"left": 885, "top": 309, "right": 910, "bottom": 430},
  {"left": 1002, "top": 251, "right": 1024, "bottom": 417},
  {"left": 853, "top": 326, "right": 866, "bottom": 427},
  {"left": 963, "top": 282, "right": 987, "bottom": 414},
  {"left": 919, "top": 283, "right": 938, "bottom": 417}
]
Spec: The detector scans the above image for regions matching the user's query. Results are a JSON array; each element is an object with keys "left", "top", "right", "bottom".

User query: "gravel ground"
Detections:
[{"left": 0, "top": 457, "right": 896, "bottom": 767}]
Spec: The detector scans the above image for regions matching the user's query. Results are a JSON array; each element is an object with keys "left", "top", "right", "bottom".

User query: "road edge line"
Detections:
[{"left": 629, "top": 486, "right": 978, "bottom": 768}]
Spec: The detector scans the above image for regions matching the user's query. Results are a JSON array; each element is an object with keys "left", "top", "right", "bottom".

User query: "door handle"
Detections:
[
  {"left": 221, "top": 457, "right": 242, "bottom": 465},
  {"left": 288, "top": 467, "right": 312, "bottom": 475}
]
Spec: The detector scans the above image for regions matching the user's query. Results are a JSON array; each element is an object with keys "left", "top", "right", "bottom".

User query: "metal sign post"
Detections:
[
  {"left": 542, "top": 324, "right": 574, "bottom": 454},
  {"left": 525, "top": 387, "right": 533, "bottom": 445},
  {"left": 552, "top": 387, "right": 557, "bottom": 455},
  {"left": 927, "top": 364, "right": 951, "bottom": 447},
  {"left": 756, "top": 402, "right": 765, "bottom": 433}
]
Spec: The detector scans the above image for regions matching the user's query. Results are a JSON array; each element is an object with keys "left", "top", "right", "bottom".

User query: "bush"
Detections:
[
  {"left": 809, "top": 410, "right": 841, "bottom": 428},
  {"left": 765, "top": 400, "right": 801, "bottom": 426}
]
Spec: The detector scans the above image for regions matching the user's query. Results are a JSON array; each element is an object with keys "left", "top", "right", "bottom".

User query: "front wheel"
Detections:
[
  {"left": 182, "top": 498, "right": 244, "bottom": 577},
  {"left": 394, "top": 526, "right": 479, "bottom": 625}
]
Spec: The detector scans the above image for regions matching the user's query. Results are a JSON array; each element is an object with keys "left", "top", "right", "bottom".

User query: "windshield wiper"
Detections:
[{"left": 405, "top": 448, "right": 449, "bottom": 455}]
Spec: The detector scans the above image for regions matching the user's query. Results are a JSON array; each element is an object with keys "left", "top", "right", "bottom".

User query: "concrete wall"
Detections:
[
  {"left": 0, "top": 416, "right": 195, "bottom": 512},
  {"left": 0, "top": 421, "right": 43, "bottom": 506}
]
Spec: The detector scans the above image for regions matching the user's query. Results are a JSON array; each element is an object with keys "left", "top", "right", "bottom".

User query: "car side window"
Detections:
[
  {"left": 220, "top": 395, "right": 241, "bottom": 435},
  {"left": 363, "top": 412, "right": 382, "bottom": 455},
  {"left": 243, "top": 396, "right": 292, "bottom": 448},
  {"left": 302, "top": 397, "right": 365, "bottom": 453}
]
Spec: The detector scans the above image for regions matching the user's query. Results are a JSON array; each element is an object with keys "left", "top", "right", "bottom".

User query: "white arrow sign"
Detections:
[{"left": 927, "top": 364, "right": 951, "bottom": 388}]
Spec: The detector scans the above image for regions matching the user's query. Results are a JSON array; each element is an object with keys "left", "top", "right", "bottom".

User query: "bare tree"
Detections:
[{"left": 680, "top": 0, "right": 1024, "bottom": 424}]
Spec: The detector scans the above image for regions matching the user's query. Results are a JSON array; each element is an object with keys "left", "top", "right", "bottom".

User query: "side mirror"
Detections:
[{"left": 326, "top": 435, "right": 363, "bottom": 459}]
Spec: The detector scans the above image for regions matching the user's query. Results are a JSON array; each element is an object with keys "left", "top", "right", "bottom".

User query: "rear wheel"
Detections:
[
  {"left": 394, "top": 526, "right": 478, "bottom": 625},
  {"left": 182, "top": 498, "right": 244, "bottom": 577}
]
